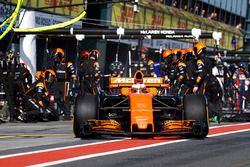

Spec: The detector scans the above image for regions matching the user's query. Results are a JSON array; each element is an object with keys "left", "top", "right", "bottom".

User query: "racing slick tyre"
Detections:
[
  {"left": 184, "top": 94, "right": 209, "bottom": 138},
  {"left": 73, "top": 94, "right": 98, "bottom": 138}
]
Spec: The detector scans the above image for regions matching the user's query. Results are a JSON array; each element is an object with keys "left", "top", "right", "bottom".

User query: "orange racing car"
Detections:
[{"left": 73, "top": 70, "right": 209, "bottom": 139}]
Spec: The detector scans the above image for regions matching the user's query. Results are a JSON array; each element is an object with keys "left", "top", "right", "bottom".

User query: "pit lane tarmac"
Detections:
[
  {"left": 1, "top": 122, "right": 250, "bottom": 167},
  {"left": 0, "top": 121, "right": 79, "bottom": 151},
  {"left": 0, "top": 120, "right": 246, "bottom": 152}
]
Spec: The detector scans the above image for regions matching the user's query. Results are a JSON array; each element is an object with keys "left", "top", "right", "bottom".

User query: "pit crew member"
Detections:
[
  {"left": 77, "top": 50, "right": 90, "bottom": 94},
  {"left": 51, "top": 48, "right": 76, "bottom": 120},
  {"left": 83, "top": 49, "right": 101, "bottom": 94},
  {"left": 21, "top": 69, "right": 56, "bottom": 121},
  {"left": 138, "top": 47, "right": 155, "bottom": 77},
  {"left": 193, "top": 42, "right": 212, "bottom": 95}
]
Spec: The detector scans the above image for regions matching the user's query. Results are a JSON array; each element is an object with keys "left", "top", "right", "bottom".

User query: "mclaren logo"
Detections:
[
  {"left": 113, "top": 78, "right": 134, "bottom": 83},
  {"left": 110, "top": 78, "right": 162, "bottom": 84}
]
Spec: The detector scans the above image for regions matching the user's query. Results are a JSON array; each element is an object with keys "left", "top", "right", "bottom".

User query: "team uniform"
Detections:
[{"left": 51, "top": 48, "right": 76, "bottom": 120}]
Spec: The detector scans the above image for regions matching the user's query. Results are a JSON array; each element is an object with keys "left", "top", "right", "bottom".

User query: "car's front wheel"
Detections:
[
  {"left": 73, "top": 94, "right": 98, "bottom": 138},
  {"left": 184, "top": 94, "right": 209, "bottom": 138}
]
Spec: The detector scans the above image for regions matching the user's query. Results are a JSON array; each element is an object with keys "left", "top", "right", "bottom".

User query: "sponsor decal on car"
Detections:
[{"left": 110, "top": 77, "right": 163, "bottom": 84}]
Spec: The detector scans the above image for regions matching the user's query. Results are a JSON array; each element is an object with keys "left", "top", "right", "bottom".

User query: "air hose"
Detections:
[
  {"left": 0, "top": 0, "right": 24, "bottom": 28},
  {"left": 0, "top": 0, "right": 23, "bottom": 40},
  {"left": 0, "top": 0, "right": 85, "bottom": 40},
  {"left": 13, "top": 11, "right": 86, "bottom": 33}
]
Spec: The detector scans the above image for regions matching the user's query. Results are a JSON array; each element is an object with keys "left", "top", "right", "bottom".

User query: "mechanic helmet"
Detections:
[
  {"left": 44, "top": 69, "right": 56, "bottom": 84},
  {"left": 89, "top": 49, "right": 100, "bottom": 61},
  {"left": 162, "top": 50, "right": 172, "bottom": 59},
  {"left": 52, "top": 48, "right": 65, "bottom": 63},
  {"left": 171, "top": 48, "right": 182, "bottom": 63},
  {"left": 185, "top": 48, "right": 194, "bottom": 60},
  {"left": 79, "top": 50, "right": 89, "bottom": 60},
  {"left": 35, "top": 71, "right": 44, "bottom": 81},
  {"left": 162, "top": 49, "right": 173, "bottom": 65},
  {"left": 194, "top": 42, "right": 206, "bottom": 57}
]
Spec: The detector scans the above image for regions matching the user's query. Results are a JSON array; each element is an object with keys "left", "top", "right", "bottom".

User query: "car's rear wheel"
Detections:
[
  {"left": 184, "top": 94, "right": 209, "bottom": 138},
  {"left": 73, "top": 94, "right": 98, "bottom": 138}
]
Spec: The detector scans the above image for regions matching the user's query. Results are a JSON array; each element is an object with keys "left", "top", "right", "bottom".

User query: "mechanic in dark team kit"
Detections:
[
  {"left": 77, "top": 50, "right": 90, "bottom": 94},
  {"left": 161, "top": 49, "right": 172, "bottom": 85},
  {"left": 193, "top": 42, "right": 212, "bottom": 95},
  {"left": 21, "top": 69, "right": 56, "bottom": 121},
  {"left": 14, "top": 60, "right": 33, "bottom": 115},
  {"left": 138, "top": 47, "right": 155, "bottom": 77},
  {"left": 176, "top": 49, "right": 187, "bottom": 95},
  {"left": 180, "top": 47, "right": 197, "bottom": 95},
  {"left": 51, "top": 48, "right": 76, "bottom": 120},
  {"left": 168, "top": 48, "right": 182, "bottom": 94},
  {"left": 14, "top": 62, "right": 32, "bottom": 94},
  {"left": 82, "top": 49, "right": 101, "bottom": 95},
  {"left": 2, "top": 51, "right": 18, "bottom": 122}
]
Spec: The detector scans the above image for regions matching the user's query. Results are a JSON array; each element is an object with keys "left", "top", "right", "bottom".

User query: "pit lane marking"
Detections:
[
  {"left": 30, "top": 125, "right": 250, "bottom": 167},
  {"left": 29, "top": 139, "right": 189, "bottom": 167},
  {"left": 0, "top": 136, "right": 16, "bottom": 139}
]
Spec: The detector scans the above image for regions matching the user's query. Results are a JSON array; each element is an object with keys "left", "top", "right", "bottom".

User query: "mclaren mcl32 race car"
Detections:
[{"left": 73, "top": 71, "right": 209, "bottom": 139}]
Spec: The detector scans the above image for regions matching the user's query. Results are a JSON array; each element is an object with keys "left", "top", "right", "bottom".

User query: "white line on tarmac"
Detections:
[{"left": 28, "top": 139, "right": 189, "bottom": 167}]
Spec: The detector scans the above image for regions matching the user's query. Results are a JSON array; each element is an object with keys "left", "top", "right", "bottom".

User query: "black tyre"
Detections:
[
  {"left": 48, "top": 103, "right": 61, "bottom": 121},
  {"left": 73, "top": 94, "right": 98, "bottom": 138},
  {"left": 184, "top": 94, "right": 209, "bottom": 138}
]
